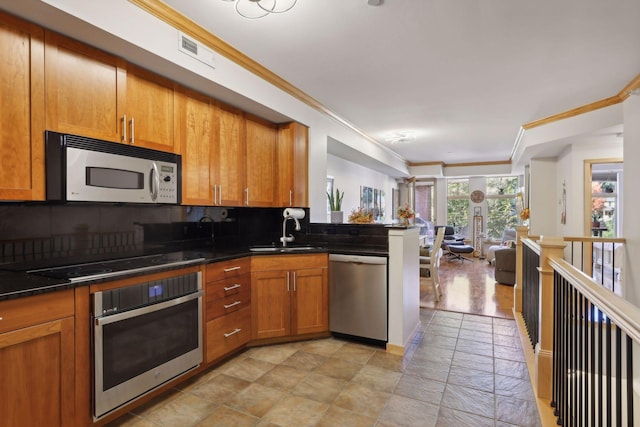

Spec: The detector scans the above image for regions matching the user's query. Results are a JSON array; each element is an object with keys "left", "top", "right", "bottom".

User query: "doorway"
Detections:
[{"left": 584, "top": 159, "right": 623, "bottom": 237}]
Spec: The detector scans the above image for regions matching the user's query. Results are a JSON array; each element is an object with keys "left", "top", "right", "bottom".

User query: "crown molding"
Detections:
[{"left": 128, "top": 0, "right": 407, "bottom": 164}]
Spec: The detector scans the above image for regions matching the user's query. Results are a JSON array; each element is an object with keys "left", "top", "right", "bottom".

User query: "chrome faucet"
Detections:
[{"left": 280, "top": 214, "right": 301, "bottom": 247}]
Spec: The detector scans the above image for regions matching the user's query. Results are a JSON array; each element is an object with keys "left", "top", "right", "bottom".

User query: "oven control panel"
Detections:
[{"left": 95, "top": 272, "right": 201, "bottom": 316}]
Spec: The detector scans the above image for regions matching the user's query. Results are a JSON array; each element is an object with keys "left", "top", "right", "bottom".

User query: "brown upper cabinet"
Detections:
[
  {"left": 215, "top": 103, "right": 246, "bottom": 206},
  {"left": 123, "top": 65, "right": 176, "bottom": 152},
  {"left": 45, "top": 31, "right": 176, "bottom": 153},
  {"left": 277, "top": 122, "right": 309, "bottom": 207},
  {"left": 176, "top": 96, "right": 247, "bottom": 207},
  {"left": 0, "top": 12, "right": 45, "bottom": 201},
  {"left": 175, "top": 87, "right": 216, "bottom": 206},
  {"left": 245, "top": 117, "right": 277, "bottom": 207},
  {"left": 2, "top": 12, "right": 310, "bottom": 205}
]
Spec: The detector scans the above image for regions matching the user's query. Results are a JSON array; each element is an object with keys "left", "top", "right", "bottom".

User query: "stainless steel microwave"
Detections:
[{"left": 45, "top": 131, "right": 181, "bottom": 204}]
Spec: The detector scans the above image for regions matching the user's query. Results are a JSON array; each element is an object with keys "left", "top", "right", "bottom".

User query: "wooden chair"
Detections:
[{"left": 420, "top": 226, "right": 445, "bottom": 301}]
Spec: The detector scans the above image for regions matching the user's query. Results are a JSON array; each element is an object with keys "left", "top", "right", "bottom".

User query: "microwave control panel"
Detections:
[{"left": 157, "top": 162, "right": 178, "bottom": 203}]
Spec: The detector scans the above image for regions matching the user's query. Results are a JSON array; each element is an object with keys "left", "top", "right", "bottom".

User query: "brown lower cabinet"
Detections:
[
  {"left": 0, "top": 289, "right": 75, "bottom": 427},
  {"left": 251, "top": 254, "right": 329, "bottom": 341},
  {"left": 205, "top": 258, "right": 252, "bottom": 363},
  {"left": 1, "top": 254, "right": 328, "bottom": 426}
]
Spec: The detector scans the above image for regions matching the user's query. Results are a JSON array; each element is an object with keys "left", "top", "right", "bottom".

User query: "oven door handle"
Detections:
[{"left": 95, "top": 290, "right": 204, "bottom": 326}]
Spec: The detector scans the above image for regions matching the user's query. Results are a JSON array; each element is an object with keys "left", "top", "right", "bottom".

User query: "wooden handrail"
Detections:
[
  {"left": 563, "top": 236, "right": 626, "bottom": 244},
  {"left": 550, "top": 257, "right": 640, "bottom": 344},
  {"left": 522, "top": 238, "right": 541, "bottom": 255}
]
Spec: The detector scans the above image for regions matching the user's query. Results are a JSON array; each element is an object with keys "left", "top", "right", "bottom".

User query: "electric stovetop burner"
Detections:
[{"left": 28, "top": 252, "right": 206, "bottom": 283}]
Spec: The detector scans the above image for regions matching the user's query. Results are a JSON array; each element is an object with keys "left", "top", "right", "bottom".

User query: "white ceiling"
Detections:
[
  {"left": 0, "top": 0, "right": 637, "bottom": 169},
  {"left": 161, "top": 0, "right": 640, "bottom": 165}
]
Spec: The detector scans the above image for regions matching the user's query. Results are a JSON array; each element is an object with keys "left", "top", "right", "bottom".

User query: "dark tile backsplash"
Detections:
[
  {"left": 0, "top": 204, "right": 310, "bottom": 264},
  {"left": 296, "top": 223, "right": 389, "bottom": 250}
]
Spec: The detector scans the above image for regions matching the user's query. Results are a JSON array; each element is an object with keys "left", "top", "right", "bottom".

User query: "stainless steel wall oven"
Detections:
[{"left": 92, "top": 271, "right": 203, "bottom": 420}]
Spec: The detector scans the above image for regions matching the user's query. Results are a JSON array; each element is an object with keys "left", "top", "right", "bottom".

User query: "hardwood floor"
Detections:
[{"left": 420, "top": 255, "right": 515, "bottom": 319}]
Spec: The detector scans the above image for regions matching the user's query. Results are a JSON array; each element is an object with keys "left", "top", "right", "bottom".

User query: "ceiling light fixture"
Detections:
[
  {"left": 223, "top": 0, "right": 297, "bottom": 19},
  {"left": 385, "top": 132, "right": 416, "bottom": 144}
]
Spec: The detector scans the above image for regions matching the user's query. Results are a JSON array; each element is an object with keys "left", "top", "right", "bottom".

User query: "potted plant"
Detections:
[
  {"left": 601, "top": 181, "right": 615, "bottom": 193},
  {"left": 592, "top": 211, "right": 602, "bottom": 228},
  {"left": 327, "top": 187, "right": 344, "bottom": 223}
]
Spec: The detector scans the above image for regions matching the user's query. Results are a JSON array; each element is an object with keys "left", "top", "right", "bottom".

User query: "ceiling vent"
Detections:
[{"left": 178, "top": 32, "right": 215, "bottom": 68}]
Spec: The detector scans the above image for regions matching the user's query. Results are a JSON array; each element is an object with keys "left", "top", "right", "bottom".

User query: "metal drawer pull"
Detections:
[
  {"left": 224, "top": 284, "right": 241, "bottom": 292},
  {"left": 224, "top": 328, "right": 242, "bottom": 338},
  {"left": 224, "top": 301, "right": 241, "bottom": 309},
  {"left": 223, "top": 266, "right": 241, "bottom": 272}
]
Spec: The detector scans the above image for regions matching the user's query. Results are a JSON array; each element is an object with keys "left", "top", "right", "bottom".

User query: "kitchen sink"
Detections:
[{"left": 249, "top": 246, "right": 322, "bottom": 253}]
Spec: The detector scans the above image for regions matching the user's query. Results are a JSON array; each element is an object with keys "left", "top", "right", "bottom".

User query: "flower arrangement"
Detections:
[
  {"left": 348, "top": 207, "right": 374, "bottom": 224},
  {"left": 397, "top": 203, "right": 414, "bottom": 224},
  {"left": 520, "top": 207, "right": 530, "bottom": 221}
]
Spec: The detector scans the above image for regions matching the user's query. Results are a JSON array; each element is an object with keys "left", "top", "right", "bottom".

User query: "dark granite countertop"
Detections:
[
  {"left": 0, "top": 245, "right": 370, "bottom": 301},
  {"left": 0, "top": 270, "right": 76, "bottom": 301},
  {"left": 0, "top": 243, "right": 388, "bottom": 301}
]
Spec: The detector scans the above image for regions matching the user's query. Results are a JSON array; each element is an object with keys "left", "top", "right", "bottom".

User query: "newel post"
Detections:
[
  {"left": 535, "top": 235, "right": 566, "bottom": 400},
  {"left": 513, "top": 225, "right": 530, "bottom": 313}
]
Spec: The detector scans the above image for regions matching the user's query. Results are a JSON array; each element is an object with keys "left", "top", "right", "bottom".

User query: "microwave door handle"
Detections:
[{"left": 150, "top": 162, "right": 159, "bottom": 202}]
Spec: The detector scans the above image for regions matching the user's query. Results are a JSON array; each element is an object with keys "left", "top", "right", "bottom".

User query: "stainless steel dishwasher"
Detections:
[{"left": 329, "top": 253, "right": 388, "bottom": 342}]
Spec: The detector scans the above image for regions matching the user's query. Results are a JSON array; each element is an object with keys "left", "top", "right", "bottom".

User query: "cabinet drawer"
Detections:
[
  {"left": 206, "top": 307, "right": 251, "bottom": 363},
  {"left": 251, "top": 253, "right": 328, "bottom": 272},
  {"left": 0, "top": 289, "right": 74, "bottom": 334},
  {"left": 206, "top": 275, "right": 251, "bottom": 321},
  {"left": 206, "top": 257, "right": 250, "bottom": 282}
]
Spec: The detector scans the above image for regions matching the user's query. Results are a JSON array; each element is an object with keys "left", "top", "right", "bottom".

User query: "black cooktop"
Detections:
[{"left": 27, "top": 252, "right": 206, "bottom": 283}]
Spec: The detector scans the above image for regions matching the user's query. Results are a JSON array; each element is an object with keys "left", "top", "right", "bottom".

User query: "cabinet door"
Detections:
[
  {"left": 214, "top": 104, "right": 245, "bottom": 206},
  {"left": 277, "top": 122, "right": 309, "bottom": 207},
  {"left": 292, "top": 267, "right": 329, "bottom": 335},
  {"left": 245, "top": 118, "right": 276, "bottom": 207},
  {"left": 45, "top": 31, "right": 124, "bottom": 143},
  {"left": 175, "top": 88, "right": 215, "bottom": 205},
  {"left": 0, "top": 317, "right": 75, "bottom": 427},
  {"left": 251, "top": 270, "right": 291, "bottom": 340},
  {"left": 122, "top": 65, "right": 175, "bottom": 152},
  {"left": 206, "top": 307, "right": 251, "bottom": 363},
  {"left": 0, "top": 13, "right": 45, "bottom": 201}
]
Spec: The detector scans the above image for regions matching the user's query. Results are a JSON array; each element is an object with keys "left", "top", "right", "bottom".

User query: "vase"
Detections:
[
  {"left": 330, "top": 211, "right": 343, "bottom": 224},
  {"left": 399, "top": 217, "right": 409, "bottom": 226}
]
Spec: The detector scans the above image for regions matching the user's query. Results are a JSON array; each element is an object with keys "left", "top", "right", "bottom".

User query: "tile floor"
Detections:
[{"left": 107, "top": 309, "right": 541, "bottom": 427}]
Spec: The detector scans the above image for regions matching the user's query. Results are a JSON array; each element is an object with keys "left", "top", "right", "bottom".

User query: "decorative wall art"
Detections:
[
  {"left": 360, "top": 186, "right": 385, "bottom": 221},
  {"left": 560, "top": 181, "right": 567, "bottom": 225}
]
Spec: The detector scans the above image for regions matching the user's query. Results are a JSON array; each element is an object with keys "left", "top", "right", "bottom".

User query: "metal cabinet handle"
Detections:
[
  {"left": 245, "top": 188, "right": 249, "bottom": 206},
  {"left": 213, "top": 186, "right": 217, "bottom": 205},
  {"left": 223, "top": 284, "right": 241, "bottom": 292},
  {"left": 224, "top": 301, "right": 241, "bottom": 309},
  {"left": 286, "top": 271, "right": 290, "bottom": 292},
  {"left": 289, "top": 190, "right": 293, "bottom": 206},
  {"left": 293, "top": 271, "right": 296, "bottom": 292},
  {"left": 218, "top": 185, "right": 222, "bottom": 205},
  {"left": 122, "top": 115, "right": 127, "bottom": 142},
  {"left": 224, "top": 328, "right": 241, "bottom": 338},
  {"left": 223, "top": 266, "right": 241, "bottom": 272},
  {"left": 130, "top": 117, "right": 135, "bottom": 143}
]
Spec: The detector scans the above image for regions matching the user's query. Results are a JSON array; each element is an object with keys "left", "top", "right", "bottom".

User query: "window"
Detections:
[
  {"left": 326, "top": 177, "right": 334, "bottom": 218},
  {"left": 486, "top": 177, "right": 518, "bottom": 240},
  {"left": 447, "top": 179, "right": 469, "bottom": 234},
  {"left": 591, "top": 165, "right": 621, "bottom": 238},
  {"left": 415, "top": 180, "right": 435, "bottom": 222}
]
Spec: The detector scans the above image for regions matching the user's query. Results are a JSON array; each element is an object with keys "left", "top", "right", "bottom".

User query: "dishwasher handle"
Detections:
[{"left": 329, "top": 254, "right": 387, "bottom": 265}]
